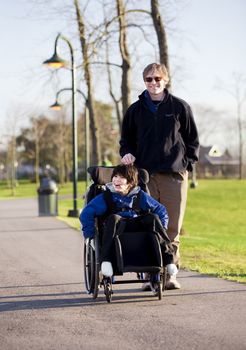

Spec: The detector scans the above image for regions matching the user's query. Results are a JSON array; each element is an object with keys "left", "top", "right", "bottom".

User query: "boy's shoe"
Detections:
[
  {"left": 165, "top": 275, "right": 181, "bottom": 290},
  {"left": 101, "top": 261, "right": 113, "bottom": 277}
]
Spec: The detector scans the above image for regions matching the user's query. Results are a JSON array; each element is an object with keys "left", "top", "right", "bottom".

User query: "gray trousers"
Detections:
[{"left": 148, "top": 171, "right": 188, "bottom": 266}]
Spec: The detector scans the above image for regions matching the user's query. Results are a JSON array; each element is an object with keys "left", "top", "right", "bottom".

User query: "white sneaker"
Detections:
[
  {"left": 101, "top": 261, "right": 113, "bottom": 277},
  {"left": 165, "top": 275, "right": 181, "bottom": 289},
  {"left": 165, "top": 264, "right": 180, "bottom": 289},
  {"left": 166, "top": 263, "right": 178, "bottom": 276}
]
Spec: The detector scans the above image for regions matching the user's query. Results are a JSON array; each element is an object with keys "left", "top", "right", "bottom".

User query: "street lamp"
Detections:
[
  {"left": 50, "top": 88, "right": 90, "bottom": 187},
  {"left": 43, "top": 33, "right": 79, "bottom": 217}
]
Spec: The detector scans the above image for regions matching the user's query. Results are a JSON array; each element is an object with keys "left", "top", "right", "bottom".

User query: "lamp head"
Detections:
[
  {"left": 43, "top": 52, "right": 68, "bottom": 69},
  {"left": 50, "top": 100, "right": 62, "bottom": 110}
]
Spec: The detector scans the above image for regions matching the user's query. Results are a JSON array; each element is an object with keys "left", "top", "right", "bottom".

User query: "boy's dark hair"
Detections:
[{"left": 111, "top": 164, "right": 139, "bottom": 188}]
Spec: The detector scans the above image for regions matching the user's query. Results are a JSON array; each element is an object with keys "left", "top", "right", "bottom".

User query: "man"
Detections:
[{"left": 120, "top": 63, "right": 199, "bottom": 289}]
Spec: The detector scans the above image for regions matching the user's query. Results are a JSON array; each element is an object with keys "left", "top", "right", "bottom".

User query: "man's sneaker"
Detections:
[
  {"left": 141, "top": 282, "right": 152, "bottom": 291},
  {"left": 165, "top": 275, "right": 181, "bottom": 290},
  {"left": 166, "top": 263, "right": 178, "bottom": 276},
  {"left": 101, "top": 261, "right": 113, "bottom": 277}
]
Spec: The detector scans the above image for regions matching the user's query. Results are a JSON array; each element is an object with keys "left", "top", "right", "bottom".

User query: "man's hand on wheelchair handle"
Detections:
[{"left": 121, "top": 153, "right": 136, "bottom": 165}]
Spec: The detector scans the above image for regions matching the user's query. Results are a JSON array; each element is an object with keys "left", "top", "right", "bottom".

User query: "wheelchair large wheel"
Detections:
[
  {"left": 150, "top": 273, "right": 163, "bottom": 300},
  {"left": 157, "top": 280, "right": 162, "bottom": 300},
  {"left": 162, "top": 267, "right": 167, "bottom": 292},
  {"left": 83, "top": 235, "right": 100, "bottom": 299}
]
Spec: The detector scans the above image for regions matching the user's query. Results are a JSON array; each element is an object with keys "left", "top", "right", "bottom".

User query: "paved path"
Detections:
[{"left": 0, "top": 198, "right": 245, "bottom": 350}]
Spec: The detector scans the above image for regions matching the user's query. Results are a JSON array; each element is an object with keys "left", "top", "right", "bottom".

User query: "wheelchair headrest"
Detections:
[
  {"left": 87, "top": 166, "right": 149, "bottom": 186},
  {"left": 88, "top": 166, "right": 114, "bottom": 185}
]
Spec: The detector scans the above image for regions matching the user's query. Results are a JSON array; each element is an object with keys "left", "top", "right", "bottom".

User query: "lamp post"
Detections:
[
  {"left": 43, "top": 33, "right": 79, "bottom": 217},
  {"left": 50, "top": 88, "right": 90, "bottom": 188},
  {"left": 190, "top": 164, "right": 198, "bottom": 188}
]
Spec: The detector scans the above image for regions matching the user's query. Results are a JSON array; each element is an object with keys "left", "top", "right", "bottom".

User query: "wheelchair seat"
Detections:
[{"left": 115, "top": 230, "right": 162, "bottom": 273}]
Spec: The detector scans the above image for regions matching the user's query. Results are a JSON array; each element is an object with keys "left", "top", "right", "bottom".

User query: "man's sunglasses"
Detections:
[{"left": 145, "top": 77, "right": 162, "bottom": 83}]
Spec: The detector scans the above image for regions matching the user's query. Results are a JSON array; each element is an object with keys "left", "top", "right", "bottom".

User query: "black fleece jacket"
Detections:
[{"left": 119, "top": 89, "right": 199, "bottom": 173}]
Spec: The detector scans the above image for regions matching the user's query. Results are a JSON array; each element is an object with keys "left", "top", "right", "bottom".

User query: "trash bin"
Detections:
[{"left": 37, "top": 178, "right": 58, "bottom": 216}]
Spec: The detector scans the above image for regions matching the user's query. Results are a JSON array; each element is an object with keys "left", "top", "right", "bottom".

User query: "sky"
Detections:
[{"left": 0, "top": 0, "right": 245, "bottom": 149}]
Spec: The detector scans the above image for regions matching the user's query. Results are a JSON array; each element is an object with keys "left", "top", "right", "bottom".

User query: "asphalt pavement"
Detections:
[{"left": 0, "top": 197, "right": 245, "bottom": 350}]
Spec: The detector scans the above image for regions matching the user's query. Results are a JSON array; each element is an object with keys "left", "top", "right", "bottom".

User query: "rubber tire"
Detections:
[
  {"left": 105, "top": 283, "right": 112, "bottom": 303},
  {"left": 92, "top": 235, "right": 100, "bottom": 299},
  {"left": 83, "top": 236, "right": 100, "bottom": 299},
  {"left": 157, "top": 281, "right": 162, "bottom": 300},
  {"left": 83, "top": 241, "right": 95, "bottom": 294}
]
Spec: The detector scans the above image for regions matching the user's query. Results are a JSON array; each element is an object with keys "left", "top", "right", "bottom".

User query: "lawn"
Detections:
[
  {"left": 181, "top": 179, "right": 246, "bottom": 283},
  {"left": 1, "top": 179, "right": 245, "bottom": 283}
]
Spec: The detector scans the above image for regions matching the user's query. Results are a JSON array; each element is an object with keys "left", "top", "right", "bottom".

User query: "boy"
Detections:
[{"left": 80, "top": 164, "right": 178, "bottom": 288}]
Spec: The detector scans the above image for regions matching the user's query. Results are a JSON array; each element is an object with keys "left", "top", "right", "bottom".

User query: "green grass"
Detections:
[
  {"left": 181, "top": 179, "right": 246, "bottom": 283},
  {"left": 1, "top": 179, "right": 245, "bottom": 284},
  {"left": 0, "top": 180, "right": 38, "bottom": 198},
  {"left": 57, "top": 196, "right": 84, "bottom": 230}
]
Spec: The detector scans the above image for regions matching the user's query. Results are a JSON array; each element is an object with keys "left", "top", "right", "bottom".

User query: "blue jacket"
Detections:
[{"left": 80, "top": 184, "right": 169, "bottom": 239}]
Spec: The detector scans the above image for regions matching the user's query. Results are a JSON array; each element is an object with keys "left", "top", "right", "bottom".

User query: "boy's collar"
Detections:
[{"left": 106, "top": 183, "right": 140, "bottom": 196}]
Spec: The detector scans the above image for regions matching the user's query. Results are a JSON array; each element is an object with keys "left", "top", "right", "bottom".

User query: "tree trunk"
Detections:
[
  {"left": 35, "top": 135, "right": 40, "bottom": 185},
  {"left": 74, "top": 0, "right": 101, "bottom": 165},
  {"left": 34, "top": 123, "right": 40, "bottom": 186},
  {"left": 116, "top": 0, "right": 131, "bottom": 116},
  {"left": 105, "top": 23, "right": 122, "bottom": 131},
  {"left": 57, "top": 121, "right": 65, "bottom": 185},
  {"left": 151, "top": 0, "right": 171, "bottom": 88}
]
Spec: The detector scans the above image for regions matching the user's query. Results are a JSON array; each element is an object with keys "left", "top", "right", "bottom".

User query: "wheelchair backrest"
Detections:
[{"left": 86, "top": 166, "right": 150, "bottom": 204}]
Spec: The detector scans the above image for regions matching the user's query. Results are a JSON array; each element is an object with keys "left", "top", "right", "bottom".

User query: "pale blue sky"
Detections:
[
  {"left": 172, "top": 0, "right": 246, "bottom": 108},
  {"left": 0, "top": 0, "right": 245, "bottom": 146}
]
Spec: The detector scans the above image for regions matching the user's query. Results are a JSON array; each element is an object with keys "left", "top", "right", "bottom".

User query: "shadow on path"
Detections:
[{"left": 1, "top": 283, "right": 246, "bottom": 312}]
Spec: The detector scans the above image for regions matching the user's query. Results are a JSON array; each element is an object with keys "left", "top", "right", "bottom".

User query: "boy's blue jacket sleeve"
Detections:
[
  {"left": 140, "top": 191, "right": 169, "bottom": 229},
  {"left": 79, "top": 194, "right": 107, "bottom": 238}
]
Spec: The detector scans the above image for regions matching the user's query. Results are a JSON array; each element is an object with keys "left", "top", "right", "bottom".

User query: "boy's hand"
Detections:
[{"left": 121, "top": 153, "right": 136, "bottom": 165}]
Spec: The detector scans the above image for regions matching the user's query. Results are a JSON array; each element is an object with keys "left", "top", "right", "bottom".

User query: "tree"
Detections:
[
  {"left": 6, "top": 136, "right": 17, "bottom": 195},
  {"left": 95, "top": 100, "right": 120, "bottom": 164},
  {"left": 151, "top": 0, "right": 171, "bottom": 87},
  {"left": 193, "top": 105, "right": 224, "bottom": 145},
  {"left": 25, "top": 0, "right": 179, "bottom": 169},
  {"left": 32, "top": 116, "right": 49, "bottom": 184},
  {"left": 103, "top": 5, "right": 122, "bottom": 131},
  {"left": 17, "top": 115, "right": 50, "bottom": 182},
  {"left": 4, "top": 107, "right": 24, "bottom": 194},
  {"left": 116, "top": 0, "right": 132, "bottom": 117},
  {"left": 51, "top": 108, "right": 71, "bottom": 184},
  {"left": 74, "top": 0, "right": 102, "bottom": 165},
  {"left": 217, "top": 73, "right": 246, "bottom": 179}
]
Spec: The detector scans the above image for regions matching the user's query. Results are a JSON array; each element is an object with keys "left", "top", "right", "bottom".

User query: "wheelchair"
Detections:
[{"left": 83, "top": 166, "right": 167, "bottom": 303}]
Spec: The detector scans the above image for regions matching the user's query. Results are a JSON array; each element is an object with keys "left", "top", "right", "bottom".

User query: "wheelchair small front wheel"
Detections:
[
  {"left": 157, "top": 281, "right": 162, "bottom": 300},
  {"left": 103, "top": 278, "right": 113, "bottom": 303}
]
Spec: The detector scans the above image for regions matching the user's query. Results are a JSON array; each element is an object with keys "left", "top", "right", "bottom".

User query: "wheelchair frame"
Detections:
[
  {"left": 82, "top": 166, "right": 167, "bottom": 303},
  {"left": 83, "top": 233, "right": 167, "bottom": 303}
]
